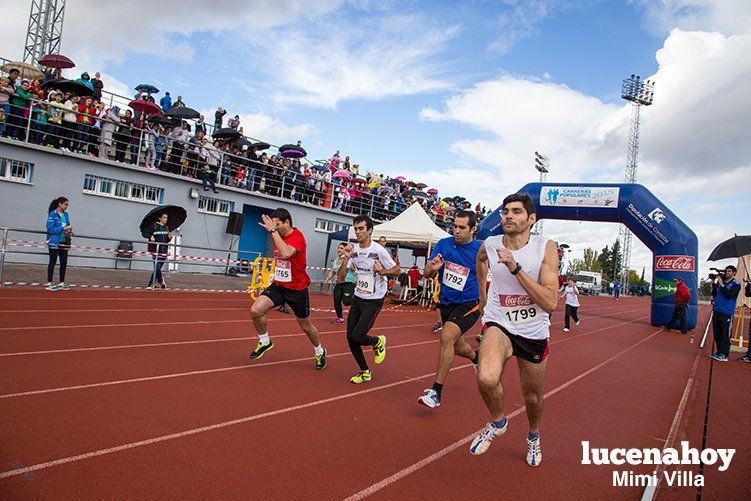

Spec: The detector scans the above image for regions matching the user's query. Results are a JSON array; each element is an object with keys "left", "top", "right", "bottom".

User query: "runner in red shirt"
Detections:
[{"left": 249, "top": 208, "right": 327, "bottom": 370}]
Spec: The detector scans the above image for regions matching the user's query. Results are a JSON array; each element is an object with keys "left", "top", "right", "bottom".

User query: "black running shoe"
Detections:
[{"left": 250, "top": 341, "right": 274, "bottom": 360}]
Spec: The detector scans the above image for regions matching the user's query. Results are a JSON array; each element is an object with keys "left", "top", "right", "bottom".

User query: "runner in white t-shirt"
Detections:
[
  {"left": 338, "top": 215, "right": 400, "bottom": 384},
  {"left": 560, "top": 277, "right": 580, "bottom": 332},
  {"left": 469, "top": 194, "right": 559, "bottom": 468}
]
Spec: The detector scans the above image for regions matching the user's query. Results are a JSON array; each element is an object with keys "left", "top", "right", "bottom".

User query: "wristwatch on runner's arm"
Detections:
[{"left": 510, "top": 263, "right": 522, "bottom": 275}]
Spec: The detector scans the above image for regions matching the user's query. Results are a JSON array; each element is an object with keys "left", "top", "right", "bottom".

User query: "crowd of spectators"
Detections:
[{"left": 0, "top": 66, "right": 489, "bottom": 228}]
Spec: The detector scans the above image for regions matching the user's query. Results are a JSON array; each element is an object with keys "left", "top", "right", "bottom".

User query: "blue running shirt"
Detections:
[{"left": 429, "top": 237, "right": 482, "bottom": 305}]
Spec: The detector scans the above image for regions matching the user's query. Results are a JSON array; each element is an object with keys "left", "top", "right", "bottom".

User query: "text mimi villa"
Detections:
[{"left": 581, "top": 441, "right": 735, "bottom": 488}]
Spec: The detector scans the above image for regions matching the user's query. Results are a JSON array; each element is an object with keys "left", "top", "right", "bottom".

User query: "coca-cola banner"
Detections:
[
  {"left": 477, "top": 182, "right": 699, "bottom": 330},
  {"left": 655, "top": 255, "right": 695, "bottom": 272}
]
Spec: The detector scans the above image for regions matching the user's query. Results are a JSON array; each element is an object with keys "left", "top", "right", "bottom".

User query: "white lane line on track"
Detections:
[
  {"left": 0, "top": 310, "right": 649, "bottom": 398},
  {"left": 343, "top": 328, "right": 664, "bottom": 501},
  {"left": 0, "top": 338, "right": 439, "bottom": 399},
  {"left": 0, "top": 323, "right": 435, "bottom": 357},
  {"left": 0, "top": 306, "right": 644, "bottom": 356},
  {"left": 0, "top": 310, "right": 434, "bottom": 332},
  {"left": 0, "top": 307, "right": 249, "bottom": 313},
  {"left": 0, "top": 328, "right": 662, "bottom": 481},
  {"left": 0, "top": 304, "right": 643, "bottom": 333},
  {"left": 640, "top": 305, "right": 711, "bottom": 501}
]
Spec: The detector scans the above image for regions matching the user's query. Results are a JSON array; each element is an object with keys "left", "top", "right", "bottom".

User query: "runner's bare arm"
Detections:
[
  {"left": 337, "top": 245, "right": 353, "bottom": 282},
  {"left": 423, "top": 253, "right": 444, "bottom": 279},
  {"left": 476, "top": 244, "right": 488, "bottom": 311},
  {"left": 270, "top": 232, "right": 298, "bottom": 259},
  {"left": 514, "top": 240, "right": 559, "bottom": 313}
]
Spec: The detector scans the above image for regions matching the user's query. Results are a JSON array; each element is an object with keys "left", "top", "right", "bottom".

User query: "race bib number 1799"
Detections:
[{"left": 498, "top": 294, "right": 543, "bottom": 325}]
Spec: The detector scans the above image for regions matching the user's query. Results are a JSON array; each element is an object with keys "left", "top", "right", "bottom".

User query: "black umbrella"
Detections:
[
  {"left": 707, "top": 235, "right": 751, "bottom": 261},
  {"left": 149, "top": 115, "right": 180, "bottom": 127},
  {"left": 135, "top": 83, "right": 160, "bottom": 94},
  {"left": 164, "top": 106, "right": 200, "bottom": 120},
  {"left": 249, "top": 142, "right": 270, "bottom": 151},
  {"left": 409, "top": 190, "right": 429, "bottom": 199},
  {"left": 234, "top": 137, "right": 252, "bottom": 148},
  {"left": 213, "top": 127, "right": 242, "bottom": 140},
  {"left": 140, "top": 205, "right": 187, "bottom": 236},
  {"left": 41, "top": 78, "right": 94, "bottom": 97}
]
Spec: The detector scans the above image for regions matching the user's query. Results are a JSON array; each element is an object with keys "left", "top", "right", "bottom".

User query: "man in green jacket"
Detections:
[{"left": 9, "top": 79, "right": 33, "bottom": 140}]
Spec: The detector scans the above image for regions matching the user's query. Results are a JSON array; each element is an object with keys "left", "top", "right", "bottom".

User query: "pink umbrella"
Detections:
[
  {"left": 427, "top": 188, "right": 438, "bottom": 194},
  {"left": 394, "top": 176, "right": 406, "bottom": 182},
  {"left": 333, "top": 170, "right": 351, "bottom": 179}
]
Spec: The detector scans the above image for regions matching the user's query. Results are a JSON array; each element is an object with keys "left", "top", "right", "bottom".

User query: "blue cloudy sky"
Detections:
[{"left": 2, "top": 0, "right": 750, "bottom": 278}]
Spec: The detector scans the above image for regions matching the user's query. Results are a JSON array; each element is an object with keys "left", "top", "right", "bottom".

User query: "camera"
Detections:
[{"left": 709, "top": 267, "right": 726, "bottom": 280}]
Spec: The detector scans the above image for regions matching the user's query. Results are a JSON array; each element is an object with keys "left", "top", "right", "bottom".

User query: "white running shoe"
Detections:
[
  {"left": 575, "top": 320, "right": 580, "bottom": 325},
  {"left": 470, "top": 420, "right": 507, "bottom": 455},
  {"left": 526, "top": 435, "right": 542, "bottom": 467},
  {"left": 563, "top": 327, "right": 570, "bottom": 332},
  {"left": 418, "top": 388, "right": 441, "bottom": 408}
]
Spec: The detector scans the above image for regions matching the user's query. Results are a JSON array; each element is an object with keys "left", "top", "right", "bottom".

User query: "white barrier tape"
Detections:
[
  {"left": 5, "top": 239, "right": 406, "bottom": 273},
  {"left": 1, "top": 281, "right": 248, "bottom": 293}
]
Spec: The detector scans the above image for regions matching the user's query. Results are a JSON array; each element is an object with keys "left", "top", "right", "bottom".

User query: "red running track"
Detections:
[{"left": 0, "top": 289, "right": 748, "bottom": 500}]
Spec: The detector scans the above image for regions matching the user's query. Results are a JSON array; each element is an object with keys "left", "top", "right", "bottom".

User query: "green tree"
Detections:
[
  {"left": 566, "top": 258, "right": 584, "bottom": 276},
  {"left": 610, "top": 239, "right": 622, "bottom": 281},
  {"left": 598, "top": 245, "right": 612, "bottom": 281},
  {"left": 582, "top": 248, "right": 601, "bottom": 272},
  {"left": 699, "top": 279, "right": 712, "bottom": 299},
  {"left": 640, "top": 266, "right": 646, "bottom": 285}
]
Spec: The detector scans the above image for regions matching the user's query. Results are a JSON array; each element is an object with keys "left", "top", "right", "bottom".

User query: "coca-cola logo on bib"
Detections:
[
  {"left": 499, "top": 294, "right": 533, "bottom": 307},
  {"left": 655, "top": 255, "right": 695, "bottom": 272}
]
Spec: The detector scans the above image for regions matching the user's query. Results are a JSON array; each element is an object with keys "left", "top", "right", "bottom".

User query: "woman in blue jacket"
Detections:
[{"left": 45, "top": 197, "right": 73, "bottom": 291}]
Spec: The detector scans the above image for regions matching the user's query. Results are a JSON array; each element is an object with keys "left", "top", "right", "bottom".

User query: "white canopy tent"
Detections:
[{"left": 346, "top": 202, "right": 450, "bottom": 247}]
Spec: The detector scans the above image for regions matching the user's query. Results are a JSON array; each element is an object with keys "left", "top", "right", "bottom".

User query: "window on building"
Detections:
[
  {"left": 197, "top": 195, "right": 233, "bottom": 217},
  {"left": 0, "top": 157, "right": 34, "bottom": 184},
  {"left": 315, "top": 218, "right": 350, "bottom": 233},
  {"left": 83, "top": 174, "right": 163, "bottom": 205}
]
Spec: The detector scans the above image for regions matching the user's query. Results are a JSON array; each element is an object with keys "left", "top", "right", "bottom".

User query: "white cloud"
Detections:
[
  {"left": 200, "top": 108, "right": 315, "bottom": 148},
  {"left": 691, "top": 202, "right": 724, "bottom": 215},
  {"left": 635, "top": 0, "right": 751, "bottom": 37},
  {"left": 489, "top": 0, "right": 559, "bottom": 54},
  {"left": 244, "top": 14, "right": 460, "bottom": 109},
  {"left": 0, "top": 0, "right": 344, "bottom": 66}
]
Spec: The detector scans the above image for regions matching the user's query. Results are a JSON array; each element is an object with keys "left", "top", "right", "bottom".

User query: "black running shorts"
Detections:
[
  {"left": 483, "top": 321, "right": 549, "bottom": 364},
  {"left": 261, "top": 282, "right": 310, "bottom": 319},
  {"left": 440, "top": 301, "right": 481, "bottom": 334}
]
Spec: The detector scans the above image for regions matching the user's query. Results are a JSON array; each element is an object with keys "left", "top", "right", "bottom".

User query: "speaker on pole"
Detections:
[{"left": 226, "top": 212, "right": 243, "bottom": 235}]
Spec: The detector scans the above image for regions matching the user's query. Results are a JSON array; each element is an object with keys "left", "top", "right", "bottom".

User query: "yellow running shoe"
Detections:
[
  {"left": 349, "top": 370, "right": 372, "bottom": 384},
  {"left": 374, "top": 335, "right": 386, "bottom": 364},
  {"left": 249, "top": 341, "right": 274, "bottom": 360}
]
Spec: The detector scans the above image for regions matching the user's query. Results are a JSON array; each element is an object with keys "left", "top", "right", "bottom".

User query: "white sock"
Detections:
[
  {"left": 314, "top": 344, "right": 324, "bottom": 356},
  {"left": 259, "top": 333, "right": 270, "bottom": 345}
]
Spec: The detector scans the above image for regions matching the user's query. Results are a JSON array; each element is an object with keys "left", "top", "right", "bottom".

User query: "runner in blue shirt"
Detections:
[{"left": 418, "top": 210, "right": 485, "bottom": 409}]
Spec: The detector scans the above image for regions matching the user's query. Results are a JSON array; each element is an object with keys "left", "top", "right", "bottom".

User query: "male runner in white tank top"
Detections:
[{"left": 469, "top": 193, "right": 559, "bottom": 467}]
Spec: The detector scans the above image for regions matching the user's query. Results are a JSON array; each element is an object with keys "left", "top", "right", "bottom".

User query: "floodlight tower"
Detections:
[
  {"left": 23, "top": 0, "right": 66, "bottom": 66},
  {"left": 617, "top": 74, "right": 654, "bottom": 289},
  {"left": 534, "top": 151, "right": 550, "bottom": 236}
]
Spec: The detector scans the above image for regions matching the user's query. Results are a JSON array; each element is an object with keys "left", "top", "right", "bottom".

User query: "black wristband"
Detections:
[{"left": 510, "top": 263, "right": 522, "bottom": 275}]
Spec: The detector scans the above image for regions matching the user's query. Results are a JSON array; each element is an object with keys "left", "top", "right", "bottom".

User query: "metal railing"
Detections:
[{"left": 0, "top": 99, "right": 469, "bottom": 227}]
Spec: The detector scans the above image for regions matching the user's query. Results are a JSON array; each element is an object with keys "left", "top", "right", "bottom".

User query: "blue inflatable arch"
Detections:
[{"left": 476, "top": 183, "right": 699, "bottom": 330}]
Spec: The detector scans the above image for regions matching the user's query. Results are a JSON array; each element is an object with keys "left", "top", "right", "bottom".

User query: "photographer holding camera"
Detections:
[{"left": 709, "top": 265, "right": 741, "bottom": 362}]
